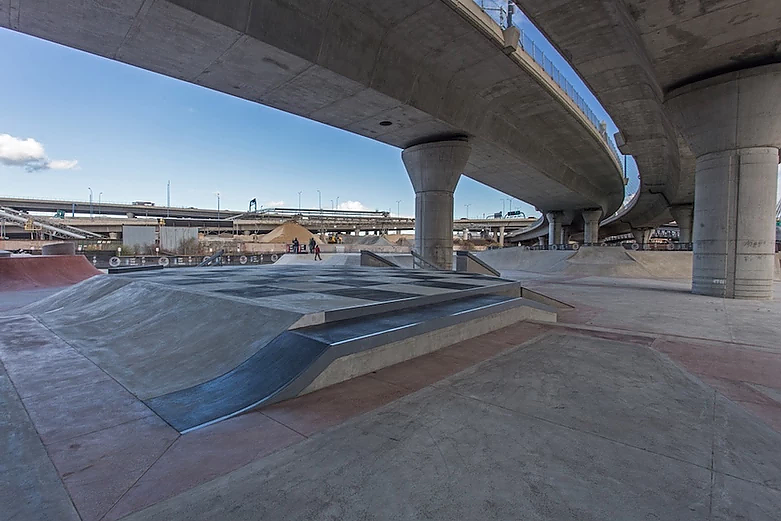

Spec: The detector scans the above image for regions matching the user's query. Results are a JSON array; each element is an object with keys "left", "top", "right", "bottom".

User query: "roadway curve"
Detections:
[
  {"left": 515, "top": 0, "right": 696, "bottom": 236},
  {"left": 0, "top": 0, "right": 624, "bottom": 218}
]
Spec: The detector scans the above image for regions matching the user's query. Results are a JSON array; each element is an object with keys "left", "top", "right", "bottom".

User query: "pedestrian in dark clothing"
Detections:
[{"left": 309, "top": 237, "right": 316, "bottom": 253}]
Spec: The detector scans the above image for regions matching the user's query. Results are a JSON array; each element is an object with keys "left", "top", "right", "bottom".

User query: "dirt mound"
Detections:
[
  {"left": 259, "top": 221, "right": 320, "bottom": 245},
  {"left": 0, "top": 255, "right": 102, "bottom": 291},
  {"left": 356, "top": 235, "right": 395, "bottom": 247}
]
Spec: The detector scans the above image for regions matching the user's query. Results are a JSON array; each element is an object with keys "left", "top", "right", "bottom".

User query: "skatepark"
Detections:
[{"left": 2, "top": 245, "right": 781, "bottom": 521}]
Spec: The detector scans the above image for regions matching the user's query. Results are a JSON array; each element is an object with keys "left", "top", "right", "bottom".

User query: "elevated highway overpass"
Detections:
[
  {"left": 0, "top": 0, "right": 624, "bottom": 270},
  {"left": 516, "top": 0, "right": 781, "bottom": 299}
]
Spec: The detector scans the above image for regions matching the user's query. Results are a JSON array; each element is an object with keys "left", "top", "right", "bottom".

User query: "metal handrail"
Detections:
[
  {"left": 475, "top": 0, "right": 623, "bottom": 173},
  {"left": 410, "top": 250, "right": 442, "bottom": 271}
]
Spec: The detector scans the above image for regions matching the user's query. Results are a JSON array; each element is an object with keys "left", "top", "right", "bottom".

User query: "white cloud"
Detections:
[
  {"left": 264, "top": 200, "right": 285, "bottom": 208},
  {"left": 338, "top": 200, "right": 369, "bottom": 211},
  {"left": 0, "top": 133, "right": 78, "bottom": 172},
  {"left": 47, "top": 159, "right": 79, "bottom": 170}
]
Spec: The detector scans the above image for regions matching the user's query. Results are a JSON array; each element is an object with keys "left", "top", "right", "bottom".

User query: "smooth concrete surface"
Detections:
[
  {"left": 0, "top": 0, "right": 624, "bottom": 218},
  {"left": 665, "top": 65, "right": 781, "bottom": 299},
  {"left": 22, "top": 265, "right": 519, "bottom": 402},
  {"left": 120, "top": 331, "right": 781, "bottom": 521},
  {"left": 403, "top": 139, "right": 471, "bottom": 270},
  {"left": 0, "top": 354, "right": 81, "bottom": 521},
  {"left": 302, "top": 300, "right": 555, "bottom": 395},
  {"left": 3, "top": 268, "right": 781, "bottom": 520},
  {"left": 517, "top": 274, "right": 781, "bottom": 352},
  {"left": 477, "top": 246, "right": 695, "bottom": 280}
]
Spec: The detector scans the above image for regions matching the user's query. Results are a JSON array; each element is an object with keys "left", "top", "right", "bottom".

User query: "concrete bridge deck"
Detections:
[{"left": 0, "top": 0, "right": 624, "bottom": 218}]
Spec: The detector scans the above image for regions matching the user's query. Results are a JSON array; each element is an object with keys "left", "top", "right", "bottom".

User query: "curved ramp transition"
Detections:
[
  {"left": 23, "top": 265, "right": 556, "bottom": 432},
  {"left": 0, "top": 255, "right": 101, "bottom": 291}
]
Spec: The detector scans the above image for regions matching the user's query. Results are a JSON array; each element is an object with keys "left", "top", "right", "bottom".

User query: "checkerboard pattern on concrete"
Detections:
[{"left": 122, "top": 265, "right": 515, "bottom": 313}]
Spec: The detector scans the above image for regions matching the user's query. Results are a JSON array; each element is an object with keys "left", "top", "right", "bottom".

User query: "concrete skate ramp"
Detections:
[
  {"left": 20, "top": 265, "right": 545, "bottom": 432},
  {"left": 476, "top": 248, "right": 576, "bottom": 273},
  {"left": 24, "top": 276, "right": 302, "bottom": 400},
  {"left": 626, "top": 251, "right": 693, "bottom": 279},
  {"left": 0, "top": 255, "right": 101, "bottom": 291},
  {"left": 477, "top": 247, "right": 694, "bottom": 279},
  {"left": 145, "top": 293, "right": 543, "bottom": 432}
]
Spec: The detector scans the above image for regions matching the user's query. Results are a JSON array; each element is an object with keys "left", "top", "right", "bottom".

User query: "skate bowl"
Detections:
[
  {"left": 0, "top": 254, "right": 102, "bottom": 292},
  {"left": 21, "top": 264, "right": 556, "bottom": 432},
  {"left": 477, "top": 246, "right": 696, "bottom": 279}
]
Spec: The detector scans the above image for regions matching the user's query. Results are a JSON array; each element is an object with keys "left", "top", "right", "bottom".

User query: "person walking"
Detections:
[
  {"left": 314, "top": 243, "right": 322, "bottom": 261},
  {"left": 308, "top": 237, "right": 316, "bottom": 253}
]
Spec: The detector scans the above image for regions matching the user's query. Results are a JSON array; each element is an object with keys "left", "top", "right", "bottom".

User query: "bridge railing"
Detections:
[{"left": 475, "top": 0, "right": 624, "bottom": 174}]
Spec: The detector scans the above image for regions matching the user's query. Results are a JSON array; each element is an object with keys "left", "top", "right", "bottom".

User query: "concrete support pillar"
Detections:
[
  {"left": 538, "top": 236, "right": 547, "bottom": 247},
  {"left": 669, "top": 204, "right": 694, "bottom": 244},
  {"left": 546, "top": 211, "right": 564, "bottom": 245},
  {"left": 665, "top": 64, "right": 781, "bottom": 299},
  {"left": 499, "top": 225, "right": 505, "bottom": 247},
  {"left": 581, "top": 209, "right": 602, "bottom": 245},
  {"left": 631, "top": 228, "right": 652, "bottom": 246},
  {"left": 402, "top": 139, "right": 471, "bottom": 270}
]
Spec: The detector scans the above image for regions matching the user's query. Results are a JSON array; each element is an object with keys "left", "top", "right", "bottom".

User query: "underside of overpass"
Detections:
[
  {"left": 0, "top": 0, "right": 625, "bottom": 270},
  {"left": 515, "top": 0, "right": 781, "bottom": 299}
]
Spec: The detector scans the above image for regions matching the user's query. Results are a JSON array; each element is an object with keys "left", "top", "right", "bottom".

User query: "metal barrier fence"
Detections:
[
  {"left": 475, "top": 0, "right": 623, "bottom": 172},
  {"left": 85, "top": 252, "right": 284, "bottom": 270},
  {"left": 517, "top": 242, "right": 693, "bottom": 251}
]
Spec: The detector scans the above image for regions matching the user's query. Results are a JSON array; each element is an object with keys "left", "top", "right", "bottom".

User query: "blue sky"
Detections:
[{"left": 0, "top": 5, "right": 639, "bottom": 219}]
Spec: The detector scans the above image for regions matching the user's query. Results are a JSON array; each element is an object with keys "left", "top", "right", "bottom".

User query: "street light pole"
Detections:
[
  {"left": 298, "top": 191, "right": 302, "bottom": 212},
  {"left": 465, "top": 204, "right": 471, "bottom": 219},
  {"left": 167, "top": 180, "right": 170, "bottom": 218},
  {"left": 396, "top": 200, "right": 401, "bottom": 217},
  {"left": 501, "top": 198, "right": 505, "bottom": 217},
  {"left": 216, "top": 192, "right": 220, "bottom": 235},
  {"left": 88, "top": 187, "right": 93, "bottom": 219},
  {"left": 98, "top": 192, "right": 102, "bottom": 216},
  {"left": 336, "top": 196, "right": 339, "bottom": 210}
]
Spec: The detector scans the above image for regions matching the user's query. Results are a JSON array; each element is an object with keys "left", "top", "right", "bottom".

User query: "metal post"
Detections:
[
  {"left": 167, "top": 180, "right": 170, "bottom": 218},
  {"left": 88, "top": 187, "right": 93, "bottom": 219},
  {"left": 98, "top": 192, "right": 102, "bottom": 216},
  {"left": 465, "top": 203, "right": 470, "bottom": 219},
  {"left": 298, "top": 191, "right": 302, "bottom": 212},
  {"left": 396, "top": 200, "right": 401, "bottom": 217}
]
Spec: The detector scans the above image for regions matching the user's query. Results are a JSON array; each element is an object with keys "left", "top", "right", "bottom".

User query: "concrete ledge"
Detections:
[
  {"left": 359, "top": 250, "right": 399, "bottom": 268},
  {"left": 456, "top": 250, "right": 500, "bottom": 276},
  {"left": 301, "top": 300, "right": 556, "bottom": 395}
]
